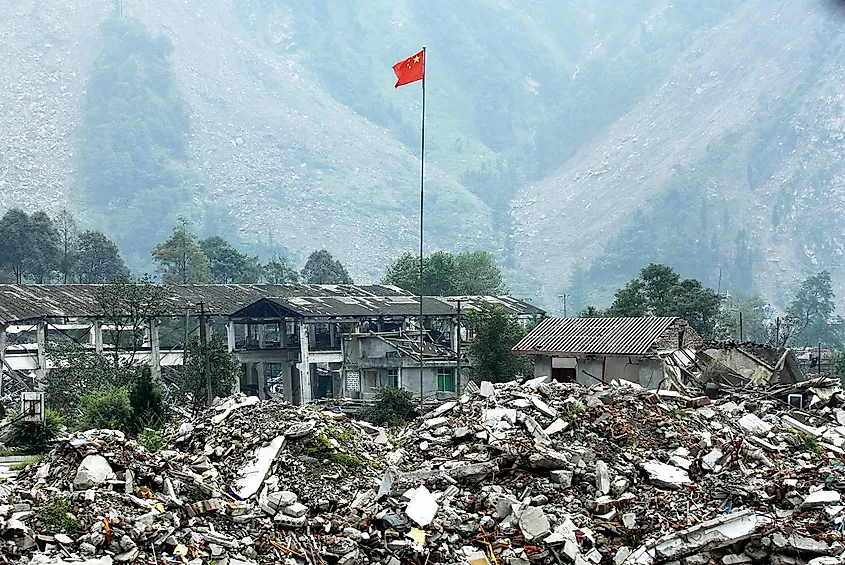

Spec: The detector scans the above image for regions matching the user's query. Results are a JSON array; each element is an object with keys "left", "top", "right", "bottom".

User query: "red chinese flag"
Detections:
[{"left": 393, "top": 49, "right": 425, "bottom": 88}]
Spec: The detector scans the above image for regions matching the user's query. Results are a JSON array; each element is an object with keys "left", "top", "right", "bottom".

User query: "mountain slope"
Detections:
[
  {"left": 513, "top": 0, "right": 845, "bottom": 308},
  {"left": 3, "top": 0, "right": 845, "bottom": 307}
]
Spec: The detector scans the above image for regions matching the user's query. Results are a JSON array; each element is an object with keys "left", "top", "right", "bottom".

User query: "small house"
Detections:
[{"left": 512, "top": 316, "right": 702, "bottom": 388}]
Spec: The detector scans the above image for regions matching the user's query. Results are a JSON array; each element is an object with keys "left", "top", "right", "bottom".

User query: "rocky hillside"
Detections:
[
  {"left": 514, "top": 0, "right": 845, "bottom": 307},
  {"left": 2, "top": 0, "right": 845, "bottom": 308}
]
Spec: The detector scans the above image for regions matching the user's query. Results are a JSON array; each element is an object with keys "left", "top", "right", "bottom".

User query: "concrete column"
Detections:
[
  {"left": 258, "top": 323, "right": 266, "bottom": 349},
  {"left": 149, "top": 318, "right": 161, "bottom": 380},
  {"left": 94, "top": 320, "right": 103, "bottom": 354},
  {"left": 0, "top": 324, "right": 6, "bottom": 397},
  {"left": 227, "top": 320, "right": 236, "bottom": 353},
  {"left": 398, "top": 366, "right": 403, "bottom": 389},
  {"left": 257, "top": 361, "right": 267, "bottom": 400},
  {"left": 297, "top": 323, "right": 312, "bottom": 404},
  {"left": 283, "top": 363, "right": 294, "bottom": 403},
  {"left": 35, "top": 320, "right": 47, "bottom": 389},
  {"left": 280, "top": 319, "right": 287, "bottom": 348},
  {"left": 330, "top": 323, "right": 337, "bottom": 349}
]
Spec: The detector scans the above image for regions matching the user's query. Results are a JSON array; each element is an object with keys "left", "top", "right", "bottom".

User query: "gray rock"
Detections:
[{"left": 73, "top": 455, "right": 113, "bottom": 490}]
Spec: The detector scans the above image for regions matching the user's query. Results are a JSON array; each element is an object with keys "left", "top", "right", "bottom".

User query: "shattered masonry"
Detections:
[{"left": 3, "top": 375, "right": 845, "bottom": 565}]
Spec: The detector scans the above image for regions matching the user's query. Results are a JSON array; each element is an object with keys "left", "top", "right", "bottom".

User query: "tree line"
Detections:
[
  {"left": 580, "top": 263, "right": 843, "bottom": 348},
  {"left": 0, "top": 208, "right": 129, "bottom": 284}
]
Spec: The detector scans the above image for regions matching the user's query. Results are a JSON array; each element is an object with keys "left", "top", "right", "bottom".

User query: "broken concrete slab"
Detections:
[
  {"left": 738, "top": 413, "right": 773, "bottom": 436},
  {"left": 479, "top": 381, "right": 496, "bottom": 398},
  {"left": 233, "top": 435, "right": 286, "bottom": 499},
  {"left": 518, "top": 506, "right": 551, "bottom": 541},
  {"left": 596, "top": 460, "right": 610, "bottom": 495},
  {"left": 802, "top": 490, "right": 841, "bottom": 508},
  {"left": 641, "top": 461, "right": 691, "bottom": 490},
  {"left": 650, "top": 510, "right": 773, "bottom": 561},
  {"left": 405, "top": 485, "right": 438, "bottom": 527}
]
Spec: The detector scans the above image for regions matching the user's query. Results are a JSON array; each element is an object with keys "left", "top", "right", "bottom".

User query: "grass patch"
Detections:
[
  {"left": 325, "top": 425, "right": 355, "bottom": 444},
  {"left": 668, "top": 407, "right": 688, "bottom": 419},
  {"left": 289, "top": 433, "right": 363, "bottom": 468},
  {"left": 798, "top": 431, "right": 822, "bottom": 454},
  {"left": 39, "top": 497, "right": 80, "bottom": 534},
  {"left": 138, "top": 428, "right": 166, "bottom": 453},
  {"left": 10, "top": 455, "right": 43, "bottom": 471},
  {"left": 562, "top": 402, "right": 586, "bottom": 423}
]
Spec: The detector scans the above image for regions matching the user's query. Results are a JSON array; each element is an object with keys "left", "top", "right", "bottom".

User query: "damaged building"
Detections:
[
  {"left": 0, "top": 284, "right": 542, "bottom": 405},
  {"left": 514, "top": 316, "right": 807, "bottom": 392},
  {"left": 512, "top": 316, "right": 702, "bottom": 388}
]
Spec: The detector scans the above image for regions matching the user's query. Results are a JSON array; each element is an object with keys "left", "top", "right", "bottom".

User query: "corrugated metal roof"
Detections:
[
  {"left": 512, "top": 316, "right": 680, "bottom": 356},
  {"left": 439, "top": 296, "right": 545, "bottom": 316},
  {"left": 0, "top": 284, "right": 409, "bottom": 324},
  {"left": 234, "top": 296, "right": 459, "bottom": 318}
]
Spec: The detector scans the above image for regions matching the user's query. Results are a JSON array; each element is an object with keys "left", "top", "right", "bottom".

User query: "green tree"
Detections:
[
  {"left": 607, "top": 263, "right": 721, "bottom": 334},
  {"left": 578, "top": 306, "right": 606, "bottom": 317},
  {"left": 151, "top": 218, "right": 212, "bottom": 284},
  {"left": 466, "top": 307, "right": 532, "bottom": 384},
  {"left": 454, "top": 251, "right": 506, "bottom": 295},
  {"left": 0, "top": 208, "right": 33, "bottom": 283},
  {"left": 54, "top": 208, "right": 78, "bottom": 284},
  {"left": 383, "top": 250, "right": 505, "bottom": 296},
  {"left": 198, "top": 236, "right": 263, "bottom": 283},
  {"left": 27, "top": 211, "right": 60, "bottom": 283},
  {"left": 264, "top": 255, "right": 299, "bottom": 284},
  {"left": 785, "top": 271, "right": 841, "bottom": 347},
  {"left": 128, "top": 365, "right": 166, "bottom": 431},
  {"left": 176, "top": 334, "right": 240, "bottom": 415},
  {"left": 75, "top": 230, "right": 130, "bottom": 284},
  {"left": 301, "top": 250, "right": 353, "bottom": 284},
  {"left": 712, "top": 293, "right": 770, "bottom": 342}
]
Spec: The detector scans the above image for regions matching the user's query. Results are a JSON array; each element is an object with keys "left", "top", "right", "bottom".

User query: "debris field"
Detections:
[{"left": 3, "top": 376, "right": 845, "bottom": 565}]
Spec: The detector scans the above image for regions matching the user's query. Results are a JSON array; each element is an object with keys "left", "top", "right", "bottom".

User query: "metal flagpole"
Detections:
[{"left": 418, "top": 46, "right": 426, "bottom": 406}]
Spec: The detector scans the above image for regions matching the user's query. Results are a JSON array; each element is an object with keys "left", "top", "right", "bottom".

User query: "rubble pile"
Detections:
[{"left": 3, "top": 377, "right": 845, "bottom": 565}]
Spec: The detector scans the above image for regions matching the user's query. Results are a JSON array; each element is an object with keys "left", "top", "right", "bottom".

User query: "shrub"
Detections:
[
  {"left": 5, "top": 408, "right": 65, "bottom": 454},
  {"left": 39, "top": 497, "right": 80, "bottom": 533},
  {"left": 78, "top": 386, "right": 133, "bottom": 432},
  {"left": 138, "top": 427, "right": 166, "bottom": 453},
  {"left": 129, "top": 366, "right": 167, "bottom": 432},
  {"left": 359, "top": 387, "right": 418, "bottom": 427}
]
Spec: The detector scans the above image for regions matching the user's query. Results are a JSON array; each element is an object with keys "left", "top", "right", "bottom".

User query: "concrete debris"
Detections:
[
  {"left": 5, "top": 376, "right": 845, "bottom": 565},
  {"left": 72, "top": 455, "right": 113, "bottom": 490}
]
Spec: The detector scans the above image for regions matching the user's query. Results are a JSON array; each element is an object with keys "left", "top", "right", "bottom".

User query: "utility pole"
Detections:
[
  {"left": 557, "top": 294, "right": 568, "bottom": 317},
  {"left": 455, "top": 299, "right": 462, "bottom": 394},
  {"left": 818, "top": 342, "right": 822, "bottom": 376},
  {"left": 198, "top": 302, "right": 213, "bottom": 406}
]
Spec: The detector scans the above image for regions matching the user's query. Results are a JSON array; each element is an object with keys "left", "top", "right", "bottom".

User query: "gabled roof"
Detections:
[
  {"left": 231, "top": 295, "right": 457, "bottom": 319},
  {"left": 513, "top": 316, "right": 688, "bottom": 356}
]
